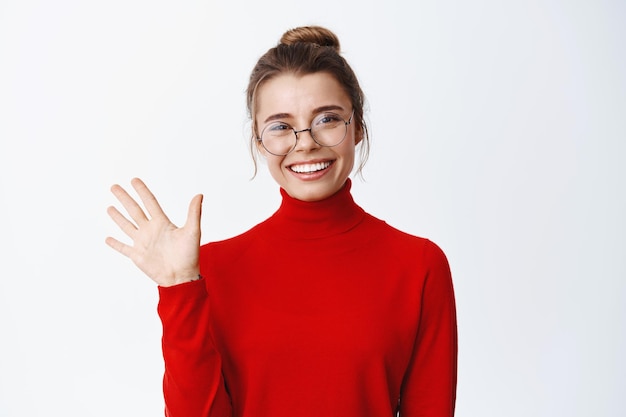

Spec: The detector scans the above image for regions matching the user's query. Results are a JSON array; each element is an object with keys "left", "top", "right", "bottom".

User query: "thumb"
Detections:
[{"left": 185, "top": 193, "right": 203, "bottom": 233}]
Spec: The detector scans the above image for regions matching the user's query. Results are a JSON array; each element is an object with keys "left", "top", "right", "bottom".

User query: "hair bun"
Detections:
[{"left": 279, "top": 26, "right": 341, "bottom": 53}]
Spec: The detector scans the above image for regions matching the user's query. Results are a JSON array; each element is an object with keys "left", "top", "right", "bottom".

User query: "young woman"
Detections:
[{"left": 106, "top": 26, "right": 457, "bottom": 417}]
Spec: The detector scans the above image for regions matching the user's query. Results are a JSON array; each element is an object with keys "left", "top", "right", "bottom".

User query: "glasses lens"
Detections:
[
  {"left": 311, "top": 112, "right": 348, "bottom": 147},
  {"left": 261, "top": 122, "right": 296, "bottom": 155},
  {"left": 260, "top": 112, "right": 349, "bottom": 155}
]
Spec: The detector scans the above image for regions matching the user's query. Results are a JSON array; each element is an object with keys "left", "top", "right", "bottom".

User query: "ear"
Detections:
[
  {"left": 354, "top": 124, "right": 364, "bottom": 145},
  {"left": 255, "top": 138, "right": 268, "bottom": 157}
]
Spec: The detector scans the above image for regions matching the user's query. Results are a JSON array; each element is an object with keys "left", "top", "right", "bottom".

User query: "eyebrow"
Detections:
[{"left": 263, "top": 105, "right": 346, "bottom": 124}]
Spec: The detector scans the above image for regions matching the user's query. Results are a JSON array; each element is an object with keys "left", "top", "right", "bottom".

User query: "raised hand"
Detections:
[{"left": 105, "top": 178, "right": 203, "bottom": 287}]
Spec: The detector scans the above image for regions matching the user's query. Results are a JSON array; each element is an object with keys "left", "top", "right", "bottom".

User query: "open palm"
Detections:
[{"left": 105, "top": 178, "right": 203, "bottom": 287}]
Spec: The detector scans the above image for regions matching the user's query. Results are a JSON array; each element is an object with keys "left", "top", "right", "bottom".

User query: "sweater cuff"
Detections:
[{"left": 158, "top": 278, "right": 208, "bottom": 308}]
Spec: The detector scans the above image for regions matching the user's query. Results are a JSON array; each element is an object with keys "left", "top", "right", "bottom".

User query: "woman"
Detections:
[{"left": 106, "top": 26, "right": 457, "bottom": 417}]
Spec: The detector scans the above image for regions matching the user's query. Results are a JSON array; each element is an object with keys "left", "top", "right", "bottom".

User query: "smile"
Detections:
[{"left": 289, "top": 161, "right": 333, "bottom": 174}]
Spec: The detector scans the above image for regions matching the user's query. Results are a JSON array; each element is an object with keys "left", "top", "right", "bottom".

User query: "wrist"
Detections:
[
  {"left": 158, "top": 269, "right": 202, "bottom": 287},
  {"left": 171, "top": 273, "right": 202, "bottom": 286}
]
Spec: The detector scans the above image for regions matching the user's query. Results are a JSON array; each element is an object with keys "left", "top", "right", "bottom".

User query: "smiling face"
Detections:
[{"left": 255, "top": 72, "right": 361, "bottom": 202}]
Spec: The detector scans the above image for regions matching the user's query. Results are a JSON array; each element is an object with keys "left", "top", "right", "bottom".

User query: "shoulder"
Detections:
[
  {"left": 359, "top": 212, "right": 433, "bottom": 246},
  {"left": 361, "top": 212, "right": 450, "bottom": 265},
  {"left": 198, "top": 223, "right": 263, "bottom": 278},
  {"left": 200, "top": 219, "right": 268, "bottom": 259}
]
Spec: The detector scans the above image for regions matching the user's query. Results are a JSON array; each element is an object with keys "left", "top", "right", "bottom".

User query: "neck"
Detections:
[{"left": 268, "top": 179, "right": 365, "bottom": 239}]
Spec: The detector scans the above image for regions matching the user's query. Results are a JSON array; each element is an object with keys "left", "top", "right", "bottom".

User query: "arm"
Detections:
[
  {"left": 106, "top": 178, "right": 232, "bottom": 416},
  {"left": 158, "top": 279, "right": 232, "bottom": 417},
  {"left": 399, "top": 241, "right": 458, "bottom": 416}
]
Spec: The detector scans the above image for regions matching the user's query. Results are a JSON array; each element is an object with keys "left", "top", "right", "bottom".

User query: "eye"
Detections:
[
  {"left": 265, "top": 122, "right": 292, "bottom": 136},
  {"left": 314, "top": 113, "right": 343, "bottom": 128}
]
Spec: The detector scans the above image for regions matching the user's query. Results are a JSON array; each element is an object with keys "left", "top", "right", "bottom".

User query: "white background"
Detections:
[{"left": 1, "top": 0, "right": 624, "bottom": 416}]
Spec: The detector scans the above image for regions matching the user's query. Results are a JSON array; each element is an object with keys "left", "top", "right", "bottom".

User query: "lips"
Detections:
[{"left": 289, "top": 161, "right": 333, "bottom": 173}]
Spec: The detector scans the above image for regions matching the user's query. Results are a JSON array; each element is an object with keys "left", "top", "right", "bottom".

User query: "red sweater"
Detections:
[{"left": 157, "top": 180, "right": 457, "bottom": 417}]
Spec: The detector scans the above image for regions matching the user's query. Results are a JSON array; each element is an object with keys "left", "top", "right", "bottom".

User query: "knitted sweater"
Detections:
[{"left": 158, "top": 180, "right": 457, "bottom": 417}]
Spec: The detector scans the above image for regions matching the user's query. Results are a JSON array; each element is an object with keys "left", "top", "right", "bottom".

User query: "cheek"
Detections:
[
  {"left": 340, "top": 137, "right": 358, "bottom": 159},
  {"left": 265, "top": 155, "right": 286, "bottom": 175},
  {"left": 257, "top": 143, "right": 282, "bottom": 169}
]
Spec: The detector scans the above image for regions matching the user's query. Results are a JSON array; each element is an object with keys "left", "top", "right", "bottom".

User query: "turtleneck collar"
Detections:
[{"left": 265, "top": 179, "right": 366, "bottom": 240}]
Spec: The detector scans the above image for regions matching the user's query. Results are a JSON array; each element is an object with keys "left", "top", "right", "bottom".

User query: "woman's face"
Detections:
[{"left": 255, "top": 72, "right": 361, "bottom": 202}]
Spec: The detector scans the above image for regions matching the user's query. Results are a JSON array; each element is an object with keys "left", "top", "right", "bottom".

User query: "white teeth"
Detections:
[{"left": 290, "top": 161, "right": 331, "bottom": 173}]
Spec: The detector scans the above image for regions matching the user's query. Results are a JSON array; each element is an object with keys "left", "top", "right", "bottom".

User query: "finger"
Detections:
[
  {"left": 131, "top": 178, "right": 170, "bottom": 222},
  {"left": 107, "top": 205, "right": 138, "bottom": 238},
  {"left": 104, "top": 236, "right": 133, "bottom": 258},
  {"left": 110, "top": 183, "right": 149, "bottom": 225},
  {"left": 184, "top": 194, "right": 203, "bottom": 233}
]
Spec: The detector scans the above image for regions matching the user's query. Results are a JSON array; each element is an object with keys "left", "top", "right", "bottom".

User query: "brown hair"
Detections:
[{"left": 246, "top": 26, "right": 369, "bottom": 176}]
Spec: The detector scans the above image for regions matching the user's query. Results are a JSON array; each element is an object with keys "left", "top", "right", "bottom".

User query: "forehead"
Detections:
[{"left": 256, "top": 72, "right": 351, "bottom": 118}]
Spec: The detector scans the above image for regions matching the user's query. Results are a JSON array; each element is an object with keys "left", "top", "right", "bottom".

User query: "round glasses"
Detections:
[{"left": 257, "top": 111, "right": 354, "bottom": 156}]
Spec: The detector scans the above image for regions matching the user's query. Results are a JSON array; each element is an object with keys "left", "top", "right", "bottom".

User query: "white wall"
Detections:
[{"left": 0, "top": 0, "right": 624, "bottom": 416}]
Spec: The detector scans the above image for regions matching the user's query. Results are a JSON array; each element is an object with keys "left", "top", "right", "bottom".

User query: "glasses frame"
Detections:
[{"left": 257, "top": 110, "right": 354, "bottom": 156}]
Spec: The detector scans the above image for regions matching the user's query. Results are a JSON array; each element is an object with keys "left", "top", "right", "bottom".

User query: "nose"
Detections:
[{"left": 293, "top": 128, "right": 320, "bottom": 151}]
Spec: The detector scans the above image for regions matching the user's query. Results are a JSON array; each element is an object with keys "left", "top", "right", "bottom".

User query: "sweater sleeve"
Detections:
[
  {"left": 157, "top": 279, "right": 232, "bottom": 417},
  {"left": 399, "top": 241, "right": 458, "bottom": 416}
]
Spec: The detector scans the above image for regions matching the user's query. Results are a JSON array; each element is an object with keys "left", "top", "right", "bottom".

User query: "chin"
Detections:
[{"left": 285, "top": 181, "right": 344, "bottom": 202}]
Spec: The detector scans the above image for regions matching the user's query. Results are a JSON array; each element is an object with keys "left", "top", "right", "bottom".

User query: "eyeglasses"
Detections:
[{"left": 257, "top": 111, "right": 354, "bottom": 156}]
